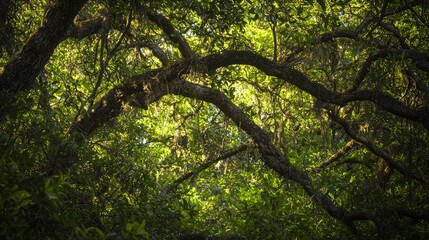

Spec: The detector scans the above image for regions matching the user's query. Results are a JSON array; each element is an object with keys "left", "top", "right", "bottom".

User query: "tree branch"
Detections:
[
  {"left": 316, "top": 140, "right": 357, "bottom": 171},
  {"left": 324, "top": 105, "right": 427, "bottom": 184},
  {"left": 70, "top": 50, "right": 429, "bottom": 133},
  {"left": 164, "top": 143, "right": 254, "bottom": 194},
  {"left": 319, "top": 0, "right": 425, "bottom": 43},
  {"left": 65, "top": 50, "right": 428, "bottom": 228},
  {"left": 67, "top": 59, "right": 194, "bottom": 135},
  {"left": 0, "top": 0, "right": 88, "bottom": 120},
  {"left": 142, "top": 7, "right": 193, "bottom": 58},
  {"left": 114, "top": 41, "right": 170, "bottom": 66},
  {"left": 348, "top": 49, "right": 390, "bottom": 92},
  {"left": 199, "top": 51, "right": 429, "bottom": 126}
]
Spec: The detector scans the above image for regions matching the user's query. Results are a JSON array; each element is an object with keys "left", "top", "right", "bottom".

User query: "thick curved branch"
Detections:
[
  {"left": 68, "top": 59, "right": 195, "bottom": 135},
  {"left": 70, "top": 50, "right": 429, "bottom": 133},
  {"left": 199, "top": 51, "right": 429, "bottom": 126},
  {"left": 0, "top": 0, "right": 88, "bottom": 120},
  {"left": 69, "top": 71, "right": 374, "bottom": 230},
  {"left": 143, "top": 7, "right": 193, "bottom": 58}
]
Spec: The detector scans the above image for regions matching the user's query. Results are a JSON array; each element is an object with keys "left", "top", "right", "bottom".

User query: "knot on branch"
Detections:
[{"left": 127, "top": 92, "right": 148, "bottom": 109}]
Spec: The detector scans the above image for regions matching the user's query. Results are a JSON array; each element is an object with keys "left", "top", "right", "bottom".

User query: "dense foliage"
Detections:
[{"left": 1, "top": 0, "right": 429, "bottom": 239}]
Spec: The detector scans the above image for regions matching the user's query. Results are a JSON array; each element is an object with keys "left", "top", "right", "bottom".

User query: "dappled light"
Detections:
[{"left": 1, "top": 0, "right": 429, "bottom": 239}]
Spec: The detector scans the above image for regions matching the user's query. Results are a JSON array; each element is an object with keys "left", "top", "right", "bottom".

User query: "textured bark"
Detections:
[
  {"left": 199, "top": 51, "right": 429, "bottom": 126},
  {"left": 70, "top": 50, "right": 429, "bottom": 136},
  {"left": 68, "top": 59, "right": 194, "bottom": 135},
  {"left": 0, "top": 0, "right": 88, "bottom": 119}
]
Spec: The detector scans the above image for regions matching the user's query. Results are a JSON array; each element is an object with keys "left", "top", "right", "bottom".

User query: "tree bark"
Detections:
[{"left": 0, "top": 0, "right": 88, "bottom": 120}]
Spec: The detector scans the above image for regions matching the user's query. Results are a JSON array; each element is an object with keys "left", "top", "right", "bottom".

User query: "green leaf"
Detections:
[{"left": 317, "top": 0, "right": 326, "bottom": 11}]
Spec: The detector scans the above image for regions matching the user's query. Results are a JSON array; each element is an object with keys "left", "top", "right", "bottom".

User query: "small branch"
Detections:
[
  {"left": 366, "top": 0, "right": 388, "bottom": 37},
  {"left": 268, "top": 14, "right": 278, "bottom": 62},
  {"left": 404, "top": 69, "right": 429, "bottom": 102},
  {"left": 404, "top": 0, "right": 429, "bottom": 27},
  {"left": 163, "top": 143, "right": 254, "bottom": 194},
  {"left": 316, "top": 140, "right": 357, "bottom": 171},
  {"left": 380, "top": 22, "right": 409, "bottom": 49},
  {"left": 112, "top": 41, "right": 170, "bottom": 66},
  {"left": 142, "top": 7, "right": 193, "bottom": 58},
  {"left": 71, "top": 12, "right": 133, "bottom": 125},
  {"left": 348, "top": 49, "right": 390, "bottom": 92},
  {"left": 319, "top": 30, "right": 358, "bottom": 43},
  {"left": 87, "top": 31, "right": 108, "bottom": 110},
  {"left": 324, "top": 105, "right": 427, "bottom": 184}
]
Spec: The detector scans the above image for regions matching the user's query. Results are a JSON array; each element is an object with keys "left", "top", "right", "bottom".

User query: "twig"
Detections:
[
  {"left": 163, "top": 143, "right": 254, "bottom": 194},
  {"left": 316, "top": 140, "right": 357, "bottom": 171}
]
